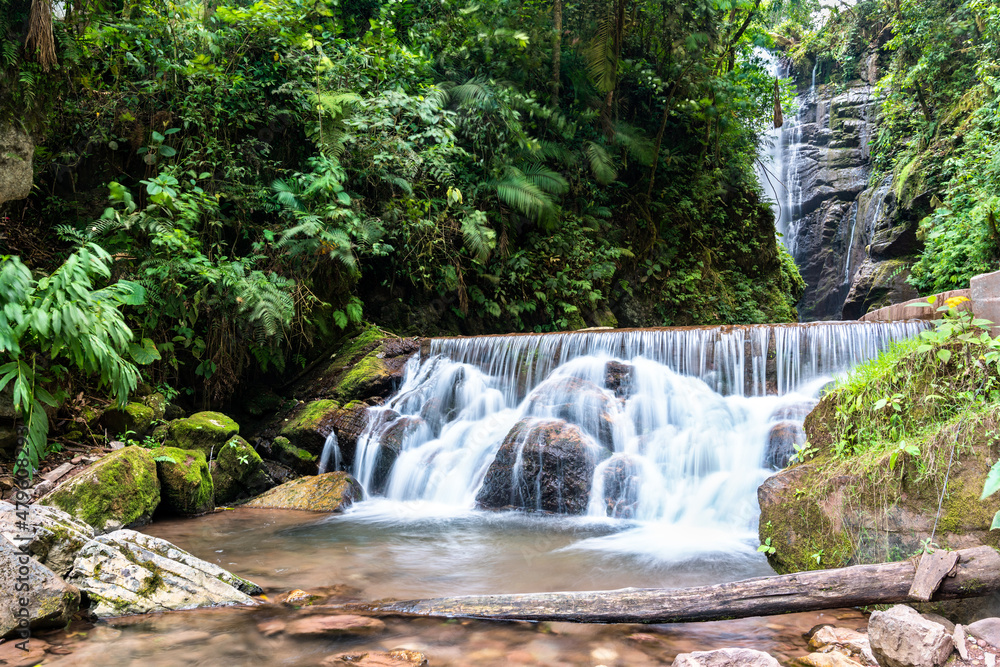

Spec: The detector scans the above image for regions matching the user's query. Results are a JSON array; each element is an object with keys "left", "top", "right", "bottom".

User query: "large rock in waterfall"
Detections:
[
  {"left": 765, "top": 421, "right": 805, "bottom": 469},
  {"left": 476, "top": 418, "right": 609, "bottom": 514},
  {"left": 523, "top": 375, "right": 621, "bottom": 447},
  {"left": 367, "top": 413, "right": 424, "bottom": 494},
  {"left": 278, "top": 399, "right": 370, "bottom": 465},
  {"left": 244, "top": 472, "right": 363, "bottom": 512},
  {"left": 600, "top": 454, "right": 643, "bottom": 518},
  {"left": 39, "top": 446, "right": 161, "bottom": 534}
]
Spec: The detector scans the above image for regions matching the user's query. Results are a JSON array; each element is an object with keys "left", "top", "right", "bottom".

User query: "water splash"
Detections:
[{"left": 351, "top": 322, "right": 925, "bottom": 539}]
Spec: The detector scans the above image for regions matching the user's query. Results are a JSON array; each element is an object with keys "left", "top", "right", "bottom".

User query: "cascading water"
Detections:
[{"left": 347, "top": 322, "right": 924, "bottom": 561}]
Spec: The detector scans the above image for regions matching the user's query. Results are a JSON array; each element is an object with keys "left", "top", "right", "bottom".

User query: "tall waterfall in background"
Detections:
[{"left": 343, "top": 322, "right": 924, "bottom": 558}]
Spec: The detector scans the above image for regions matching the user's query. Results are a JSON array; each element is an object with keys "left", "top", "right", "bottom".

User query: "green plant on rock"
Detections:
[{"left": 0, "top": 246, "right": 143, "bottom": 476}]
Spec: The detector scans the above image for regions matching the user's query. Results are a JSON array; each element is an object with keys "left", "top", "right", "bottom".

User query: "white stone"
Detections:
[{"left": 868, "top": 605, "right": 954, "bottom": 667}]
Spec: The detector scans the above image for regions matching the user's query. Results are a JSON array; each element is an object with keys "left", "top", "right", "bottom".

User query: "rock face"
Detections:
[
  {"left": 368, "top": 414, "right": 423, "bottom": 494},
  {"left": 280, "top": 400, "right": 341, "bottom": 454},
  {"left": 672, "top": 648, "right": 781, "bottom": 667},
  {"left": 67, "top": 529, "right": 260, "bottom": 617},
  {"left": 166, "top": 412, "right": 240, "bottom": 455},
  {"left": 0, "top": 125, "right": 33, "bottom": 205},
  {"left": 39, "top": 446, "right": 161, "bottom": 534},
  {"left": 244, "top": 472, "right": 362, "bottom": 512},
  {"left": 476, "top": 418, "right": 608, "bottom": 514},
  {"left": 868, "top": 605, "right": 954, "bottom": 667},
  {"left": 774, "top": 75, "right": 923, "bottom": 320},
  {"left": 269, "top": 435, "right": 319, "bottom": 475},
  {"left": 0, "top": 535, "right": 80, "bottom": 638},
  {"left": 0, "top": 501, "right": 94, "bottom": 576},
  {"left": 152, "top": 447, "right": 215, "bottom": 515}
]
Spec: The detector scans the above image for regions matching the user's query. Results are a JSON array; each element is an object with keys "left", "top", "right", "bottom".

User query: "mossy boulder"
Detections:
[
  {"left": 759, "top": 404, "right": 1000, "bottom": 574},
  {"left": 101, "top": 402, "right": 156, "bottom": 438},
  {"left": 288, "top": 327, "right": 419, "bottom": 405},
  {"left": 40, "top": 446, "right": 161, "bottom": 533},
  {"left": 141, "top": 392, "right": 167, "bottom": 421},
  {"left": 244, "top": 472, "right": 362, "bottom": 512},
  {"left": 270, "top": 436, "right": 319, "bottom": 475},
  {"left": 279, "top": 400, "right": 340, "bottom": 454},
  {"left": 212, "top": 436, "right": 269, "bottom": 505},
  {"left": 152, "top": 447, "right": 215, "bottom": 515},
  {"left": 165, "top": 411, "right": 239, "bottom": 457}
]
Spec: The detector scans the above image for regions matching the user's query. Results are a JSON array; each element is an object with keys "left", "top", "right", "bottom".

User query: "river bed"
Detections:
[{"left": 25, "top": 503, "right": 868, "bottom": 666}]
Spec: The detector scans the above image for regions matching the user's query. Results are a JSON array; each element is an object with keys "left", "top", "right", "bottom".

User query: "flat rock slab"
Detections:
[
  {"left": 321, "top": 650, "right": 428, "bottom": 666},
  {"left": 244, "top": 472, "right": 362, "bottom": 512},
  {"left": 0, "top": 501, "right": 95, "bottom": 576},
  {"left": 67, "top": 529, "right": 261, "bottom": 617},
  {"left": 673, "top": 648, "right": 781, "bottom": 667}
]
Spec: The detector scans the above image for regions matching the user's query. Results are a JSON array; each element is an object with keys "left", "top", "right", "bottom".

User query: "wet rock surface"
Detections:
[
  {"left": 243, "top": 472, "right": 362, "bottom": 512},
  {"left": 600, "top": 455, "right": 642, "bottom": 518},
  {"left": 766, "top": 421, "right": 806, "bottom": 469},
  {"left": 476, "top": 418, "right": 607, "bottom": 514}
]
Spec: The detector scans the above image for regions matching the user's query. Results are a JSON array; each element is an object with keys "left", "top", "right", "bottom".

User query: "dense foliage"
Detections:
[{"left": 1, "top": 0, "right": 804, "bottom": 428}]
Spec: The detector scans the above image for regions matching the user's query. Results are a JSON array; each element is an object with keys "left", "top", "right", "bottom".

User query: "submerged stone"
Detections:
[{"left": 322, "top": 649, "right": 428, "bottom": 666}]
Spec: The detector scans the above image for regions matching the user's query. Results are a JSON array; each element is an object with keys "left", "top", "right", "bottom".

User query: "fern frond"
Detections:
[
  {"left": 493, "top": 167, "right": 559, "bottom": 226},
  {"left": 272, "top": 179, "right": 305, "bottom": 211},
  {"left": 584, "top": 19, "right": 617, "bottom": 94},
  {"left": 613, "top": 123, "right": 656, "bottom": 166},
  {"left": 585, "top": 142, "right": 618, "bottom": 185},
  {"left": 520, "top": 163, "right": 569, "bottom": 195},
  {"left": 460, "top": 210, "right": 496, "bottom": 263}
]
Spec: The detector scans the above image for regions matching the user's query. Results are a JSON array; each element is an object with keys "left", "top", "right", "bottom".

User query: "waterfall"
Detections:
[
  {"left": 350, "top": 322, "right": 925, "bottom": 534},
  {"left": 844, "top": 201, "right": 859, "bottom": 284}
]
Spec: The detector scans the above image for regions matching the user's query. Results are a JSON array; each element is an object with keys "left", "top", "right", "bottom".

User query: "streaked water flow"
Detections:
[{"left": 346, "top": 322, "right": 924, "bottom": 560}]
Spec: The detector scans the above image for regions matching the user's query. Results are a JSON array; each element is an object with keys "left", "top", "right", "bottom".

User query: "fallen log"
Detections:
[{"left": 345, "top": 546, "right": 1000, "bottom": 624}]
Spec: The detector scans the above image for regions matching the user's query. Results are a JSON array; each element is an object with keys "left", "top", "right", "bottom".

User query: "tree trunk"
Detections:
[
  {"left": 344, "top": 546, "right": 1000, "bottom": 624},
  {"left": 550, "top": 0, "right": 562, "bottom": 108}
]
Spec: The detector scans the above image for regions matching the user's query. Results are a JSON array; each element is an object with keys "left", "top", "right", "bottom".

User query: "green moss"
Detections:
[
  {"left": 165, "top": 411, "right": 239, "bottom": 456},
  {"left": 270, "top": 436, "right": 318, "bottom": 475},
  {"left": 279, "top": 400, "right": 340, "bottom": 452},
  {"left": 102, "top": 402, "right": 156, "bottom": 437},
  {"left": 245, "top": 472, "right": 362, "bottom": 512},
  {"left": 335, "top": 353, "right": 390, "bottom": 401},
  {"left": 213, "top": 436, "right": 264, "bottom": 505},
  {"left": 141, "top": 393, "right": 166, "bottom": 420},
  {"left": 151, "top": 447, "right": 214, "bottom": 515},
  {"left": 41, "top": 446, "right": 161, "bottom": 532}
]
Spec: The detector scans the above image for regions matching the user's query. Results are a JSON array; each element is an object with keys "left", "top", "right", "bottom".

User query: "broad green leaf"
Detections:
[
  {"left": 128, "top": 338, "right": 161, "bottom": 365},
  {"left": 992, "top": 510, "right": 1000, "bottom": 531},
  {"left": 983, "top": 459, "right": 1000, "bottom": 499},
  {"left": 937, "top": 349, "right": 952, "bottom": 363}
]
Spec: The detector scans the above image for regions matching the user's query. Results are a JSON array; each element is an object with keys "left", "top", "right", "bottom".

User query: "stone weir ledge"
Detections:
[
  {"left": 419, "top": 320, "right": 928, "bottom": 397},
  {"left": 861, "top": 269, "right": 1000, "bottom": 333}
]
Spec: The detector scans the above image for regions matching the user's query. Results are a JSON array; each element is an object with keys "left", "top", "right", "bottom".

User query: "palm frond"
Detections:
[
  {"left": 460, "top": 210, "right": 496, "bottom": 263},
  {"left": 585, "top": 142, "right": 618, "bottom": 185},
  {"left": 584, "top": 19, "right": 617, "bottom": 95},
  {"left": 613, "top": 123, "right": 656, "bottom": 166}
]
